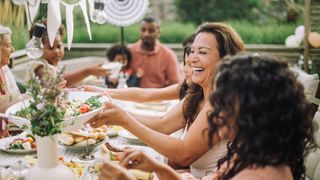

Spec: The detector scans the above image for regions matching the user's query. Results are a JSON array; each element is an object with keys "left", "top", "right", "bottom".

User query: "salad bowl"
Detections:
[{"left": 5, "top": 91, "right": 110, "bottom": 132}]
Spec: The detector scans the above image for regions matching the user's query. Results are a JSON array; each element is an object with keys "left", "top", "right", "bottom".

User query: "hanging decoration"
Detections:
[
  {"left": 47, "top": 0, "right": 61, "bottom": 47},
  {"left": 24, "top": 0, "right": 41, "bottom": 29},
  {"left": 90, "top": 0, "right": 149, "bottom": 45},
  {"left": 12, "top": 0, "right": 149, "bottom": 51},
  {"left": 16, "top": 0, "right": 92, "bottom": 51},
  {"left": 103, "top": 0, "right": 149, "bottom": 27},
  {"left": 91, "top": 0, "right": 107, "bottom": 24}
]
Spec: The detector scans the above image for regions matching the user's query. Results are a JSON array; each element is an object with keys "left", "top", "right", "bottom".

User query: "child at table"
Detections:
[
  {"left": 105, "top": 44, "right": 143, "bottom": 88},
  {"left": 27, "top": 20, "right": 109, "bottom": 87}
]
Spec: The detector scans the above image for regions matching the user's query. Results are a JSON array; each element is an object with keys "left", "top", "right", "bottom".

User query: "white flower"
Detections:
[{"left": 36, "top": 103, "right": 45, "bottom": 110}]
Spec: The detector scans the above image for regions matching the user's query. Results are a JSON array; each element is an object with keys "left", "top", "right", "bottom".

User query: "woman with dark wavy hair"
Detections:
[
  {"left": 96, "top": 53, "right": 315, "bottom": 180},
  {"left": 206, "top": 53, "right": 315, "bottom": 179},
  {"left": 88, "top": 22, "right": 245, "bottom": 178}
]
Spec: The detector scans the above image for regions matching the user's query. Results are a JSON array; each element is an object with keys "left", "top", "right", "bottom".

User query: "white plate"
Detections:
[
  {"left": 1, "top": 148, "right": 36, "bottom": 154},
  {"left": 118, "top": 130, "right": 144, "bottom": 144},
  {"left": 106, "top": 126, "right": 123, "bottom": 137},
  {"left": 83, "top": 145, "right": 161, "bottom": 180},
  {"left": 0, "top": 133, "right": 36, "bottom": 154},
  {"left": 94, "top": 144, "right": 161, "bottom": 161},
  {"left": 101, "top": 62, "right": 122, "bottom": 78},
  {"left": 59, "top": 137, "right": 108, "bottom": 152},
  {"left": 5, "top": 91, "right": 110, "bottom": 133}
]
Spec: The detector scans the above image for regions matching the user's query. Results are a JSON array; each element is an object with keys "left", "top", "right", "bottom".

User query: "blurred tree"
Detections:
[
  {"left": 174, "top": 0, "right": 260, "bottom": 24},
  {"left": 0, "top": 0, "right": 25, "bottom": 28},
  {"left": 174, "top": 0, "right": 304, "bottom": 24}
]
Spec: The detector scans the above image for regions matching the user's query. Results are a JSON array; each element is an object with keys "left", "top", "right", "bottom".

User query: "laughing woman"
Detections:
[
  {"left": 88, "top": 22, "right": 245, "bottom": 178},
  {"left": 0, "top": 25, "right": 22, "bottom": 137},
  {"left": 98, "top": 53, "right": 315, "bottom": 180}
]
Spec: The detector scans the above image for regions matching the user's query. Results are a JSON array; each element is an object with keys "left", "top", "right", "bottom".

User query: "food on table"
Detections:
[
  {"left": 14, "top": 95, "right": 103, "bottom": 120},
  {"left": 5, "top": 134, "right": 36, "bottom": 150},
  {"left": 62, "top": 160, "right": 84, "bottom": 179},
  {"left": 93, "top": 160, "right": 153, "bottom": 180},
  {"left": 100, "top": 142, "right": 125, "bottom": 161},
  {"left": 23, "top": 156, "right": 84, "bottom": 179},
  {"left": 58, "top": 125, "right": 108, "bottom": 146}
]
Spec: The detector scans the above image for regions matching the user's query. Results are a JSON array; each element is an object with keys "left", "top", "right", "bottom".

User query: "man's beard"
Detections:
[{"left": 141, "top": 38, "right": 156, "bottom": 51}]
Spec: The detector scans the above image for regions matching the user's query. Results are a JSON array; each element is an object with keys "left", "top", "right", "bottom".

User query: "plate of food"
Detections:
[
  {"left": 58, "top": 125, "right": 108, "bottom": 151},
  {"left": 82, "top": 160, "right": 154, "bottom": 180},
  {"left": 118, "top": 129, "right": 144, "bottom": 144},
  {"left": 106, "top": 125, "right": 123, "bottom": 137},
  {"left": 0, "top": 133, "right": 36, "bottom": 154},
  {"left": 82, "top": 142, "right": 156, "bottom": 180},
  {"left": 102, "top": 62, "right": 123, "bottom": 78},
  {"left": 5, "top": 91, "right": 110, "bottom": 132},
  {"left": 95, "top": 142, "right": 162, "bottom": 162}
]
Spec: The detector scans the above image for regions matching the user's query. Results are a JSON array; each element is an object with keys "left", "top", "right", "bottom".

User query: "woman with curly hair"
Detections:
[
  {"left": 97, "top": 53, "right": 315, "bottom": 180},
  {"left": 88, "top": 22, "right": 245, "bottom": 178},
  {"left": 206, "top": 53, "right": 315, "bottom": 179}
]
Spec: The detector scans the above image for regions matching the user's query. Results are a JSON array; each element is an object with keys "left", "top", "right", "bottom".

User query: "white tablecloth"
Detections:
[{"left": 0, "top": 99, "right": 180, "bottom": 179}]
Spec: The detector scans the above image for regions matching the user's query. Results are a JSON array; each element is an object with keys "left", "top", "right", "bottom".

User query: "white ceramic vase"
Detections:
[{"left": 26, "top": 135, "right": 74, "bottom": 180}]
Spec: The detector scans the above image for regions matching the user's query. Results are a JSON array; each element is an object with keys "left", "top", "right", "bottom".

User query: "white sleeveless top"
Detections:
[{"left": 180, "top": 124, "right": 228, "bottom": 178}]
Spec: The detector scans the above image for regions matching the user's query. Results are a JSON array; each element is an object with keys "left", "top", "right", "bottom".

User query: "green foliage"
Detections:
[
  {"left": 65, "top": 22, "right": 196, "bottom": 44},
  {"left": 11, "top": 27, "right": 29, "bottom": 50},
  {"left": 160, "top": 22, "right": 196, "bottom": 43},
  {"left": 228, "top": 20, "right": 296, "bottom": 44},
  {"left": 9, "top": 20, "right": 298, "bottom": 50},
  {"left": 174, "top": 0, "right": 260, "bottom": 24},
  {"left": 15, "top": 65, "right": 67, "bottom": 137},
  {"left": 174, "top": 0, "right": 304, "bottom": 24}
]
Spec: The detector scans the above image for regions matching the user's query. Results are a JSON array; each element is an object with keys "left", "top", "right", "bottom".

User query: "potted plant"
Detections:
[{"left": 24, "top": 64, "right": 73, "bottom": 180}]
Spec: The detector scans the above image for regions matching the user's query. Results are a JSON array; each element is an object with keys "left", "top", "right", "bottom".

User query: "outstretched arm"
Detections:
[
  {"left": 88, "top": 101, "right": 217, "bottom": 166},
  {"left": 84, "top": 83, "right": 180, "bottom": 102},
  {"left": 65, "top": 64, "right": 109, "bottom": 87}
]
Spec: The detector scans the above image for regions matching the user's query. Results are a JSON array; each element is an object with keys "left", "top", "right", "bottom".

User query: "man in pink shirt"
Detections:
[{"left": 129, "top": 16, "right": 181, "bottom": 88}]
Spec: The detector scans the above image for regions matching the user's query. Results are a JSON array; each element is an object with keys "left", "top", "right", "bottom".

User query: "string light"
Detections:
[
  {"left": 26, "top": 23, "right": 45, "bottom": 59},
  {"left": 91, "top": 0, "right": 107, "bottom": 24}
]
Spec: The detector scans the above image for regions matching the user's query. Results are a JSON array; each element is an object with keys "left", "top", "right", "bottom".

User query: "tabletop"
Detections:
[{"left": 0, "top": 99, "right": 178, "bottom": 179}]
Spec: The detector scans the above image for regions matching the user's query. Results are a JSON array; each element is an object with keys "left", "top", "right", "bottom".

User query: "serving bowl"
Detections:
[{"left": 5, "top": 91, "right": 110, "bottom": 132}]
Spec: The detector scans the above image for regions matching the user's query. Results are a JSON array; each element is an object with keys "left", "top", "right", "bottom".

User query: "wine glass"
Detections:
[
  {"left": 79, "top": 124, "right": 95, "bottom": 161},
  {"left": 10, "top": 160, "right": 31, "bottom": 179}
]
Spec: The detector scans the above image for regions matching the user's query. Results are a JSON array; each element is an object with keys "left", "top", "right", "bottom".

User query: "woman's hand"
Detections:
[
  {"left": 119, "top": 149, "right": 161, "bottom": 173},
  {"left": 99, "top": 158, "right": 135, "bottom": 180},
  {"left": 88, "top": 64, "right": 111, "bottom": 77},
  {"left": 87, "top": 102, "right": 133, "bottom": 128},
  {"left": 82, "top": 85, "right": 106, "bottom": 94}
]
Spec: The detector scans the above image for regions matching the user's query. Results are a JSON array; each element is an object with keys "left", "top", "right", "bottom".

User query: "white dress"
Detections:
[
  {"left": 25, "top": 59, "right": 58, "bottom": 82},
  {"left": 180, "top": 123, "right": 228, "bottom": 178}
]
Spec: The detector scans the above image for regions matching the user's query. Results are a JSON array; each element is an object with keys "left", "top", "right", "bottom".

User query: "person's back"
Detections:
[{"left": 129, "top": 16, "right": 181, "bottom": 88}]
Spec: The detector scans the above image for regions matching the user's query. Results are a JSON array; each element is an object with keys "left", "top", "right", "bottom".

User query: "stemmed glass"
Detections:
[
  {"left": 11, "top": 160, "right": 31, "bottom": 179},
  {"left": 79, "top": 124, "right": 95, "bottom": 161}
]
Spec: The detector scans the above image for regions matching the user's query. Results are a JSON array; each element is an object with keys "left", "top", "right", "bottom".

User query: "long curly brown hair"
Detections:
[
  {"left": 208, "top": 53, "right": 316, "bottom": 179},
  {"left": 183, "top": 22, "right": 244, "bottom": 126}
]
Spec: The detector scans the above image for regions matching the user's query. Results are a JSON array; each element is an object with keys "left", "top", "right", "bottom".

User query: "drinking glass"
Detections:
[
  {"left": 79, "top": 124, "right": 95, "bottom": 161},
  {"left": 10, "top": 160, "right": 31, "bottom": 180}
]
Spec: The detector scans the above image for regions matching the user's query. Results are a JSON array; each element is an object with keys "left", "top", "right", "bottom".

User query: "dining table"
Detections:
[{"left": 0, "top": 99, "right": 179, "bottom": 179}]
